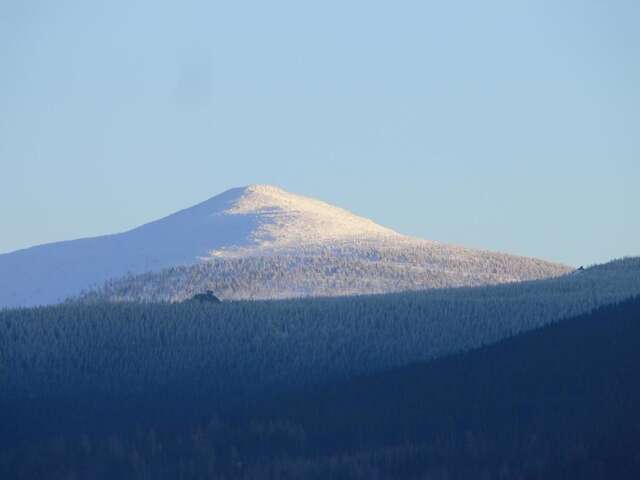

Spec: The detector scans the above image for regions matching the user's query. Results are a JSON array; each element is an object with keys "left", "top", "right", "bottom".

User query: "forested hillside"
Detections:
[
  {"left": 2, "top": 293, "right": 639, "bottom": 479},
  {"left": 78, "top": 239, "right": 570, "bottom": 302},
  {"left": 2, "top": 258, "right": 639, "bottom": 412}
]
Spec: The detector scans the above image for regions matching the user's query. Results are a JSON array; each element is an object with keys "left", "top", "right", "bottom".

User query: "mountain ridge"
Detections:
[{"left": 0, "top": 185, "right": 571, "bottom": 308}]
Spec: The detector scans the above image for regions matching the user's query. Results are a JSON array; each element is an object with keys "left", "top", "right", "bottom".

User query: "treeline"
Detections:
[
  {"left": 2, "top": 296, "right": 639, "bottom": 479},
  {"left": 77, "top": 239, "right": 571, "bottom": 302}
]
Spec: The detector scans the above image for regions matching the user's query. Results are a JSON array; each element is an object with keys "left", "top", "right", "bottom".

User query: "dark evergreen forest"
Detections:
[
  {"left": 1, "top": 296, "right": 639, "bottom": 479},
  {"left": 3, "top": 259, "right": 640, "bottom": 412}
]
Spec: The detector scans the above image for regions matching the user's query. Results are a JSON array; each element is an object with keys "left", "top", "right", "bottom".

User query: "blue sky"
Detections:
[{"left": 1, "top": 0, "right": 638, "bottom": 266}]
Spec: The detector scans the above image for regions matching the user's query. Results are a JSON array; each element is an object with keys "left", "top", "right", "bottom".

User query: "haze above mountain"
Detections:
[{"left": 0, "top": 185, "right": 571, "bottom": 308}]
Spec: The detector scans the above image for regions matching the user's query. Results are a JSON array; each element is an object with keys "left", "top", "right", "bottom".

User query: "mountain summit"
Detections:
[
  {"left": 175, "top": 184, "right": 401, "bottom": 256},
  {"left": 0, "top": 185, "right": 571, "bottom": 308}
]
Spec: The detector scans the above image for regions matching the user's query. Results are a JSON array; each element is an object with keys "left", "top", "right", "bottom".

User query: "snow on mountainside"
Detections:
[
  {"left": 218, "top": 184, "right": 400, "bottom": 251},
  {"left": 0, "top": 185, "right": 571, "bottom": 308}
]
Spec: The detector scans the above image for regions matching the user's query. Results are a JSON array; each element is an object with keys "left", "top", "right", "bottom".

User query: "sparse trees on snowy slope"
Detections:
[{"left": 77, "top": 240, "right": 571, "bottom": 303}]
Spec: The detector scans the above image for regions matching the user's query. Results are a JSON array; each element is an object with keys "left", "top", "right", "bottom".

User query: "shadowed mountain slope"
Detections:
[{"left": 2, "top": 284, "right": 640, "bottom": 479}]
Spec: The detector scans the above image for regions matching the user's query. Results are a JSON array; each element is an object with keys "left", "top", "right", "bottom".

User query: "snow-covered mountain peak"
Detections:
[
  {"left": 0, "top": 185, "right": 572, "bottom": 309},
  {"left": 210, "top": 184, "right": 400, "bottom": 252}
]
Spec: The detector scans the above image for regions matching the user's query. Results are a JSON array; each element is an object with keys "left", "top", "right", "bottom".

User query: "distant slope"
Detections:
[
  {"left": 79, "top": 240, "right": 571, "bottom": 302},
  {"left": 0, "top": 185, "right": 570, "bottom": 308}
]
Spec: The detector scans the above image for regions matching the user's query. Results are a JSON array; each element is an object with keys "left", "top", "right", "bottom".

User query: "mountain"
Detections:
[{"left": 0, "top": 185, "right": 570, "bottom": 308}]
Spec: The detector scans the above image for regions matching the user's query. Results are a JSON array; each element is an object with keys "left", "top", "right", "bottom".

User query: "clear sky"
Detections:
[{"left": 1, "top": 1, "right": 638, "bottom": 266}]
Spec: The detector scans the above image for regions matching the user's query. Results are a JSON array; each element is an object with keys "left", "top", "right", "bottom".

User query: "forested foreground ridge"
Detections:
[
  {"left": 2, "top": 257, "right": 639, "bottom": 403},
  {"left": 1, "top": 294, "right": 639, "bottom": 479},
  {"left": 1, "top": 258, "right": 639, "bottom": 406}
]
